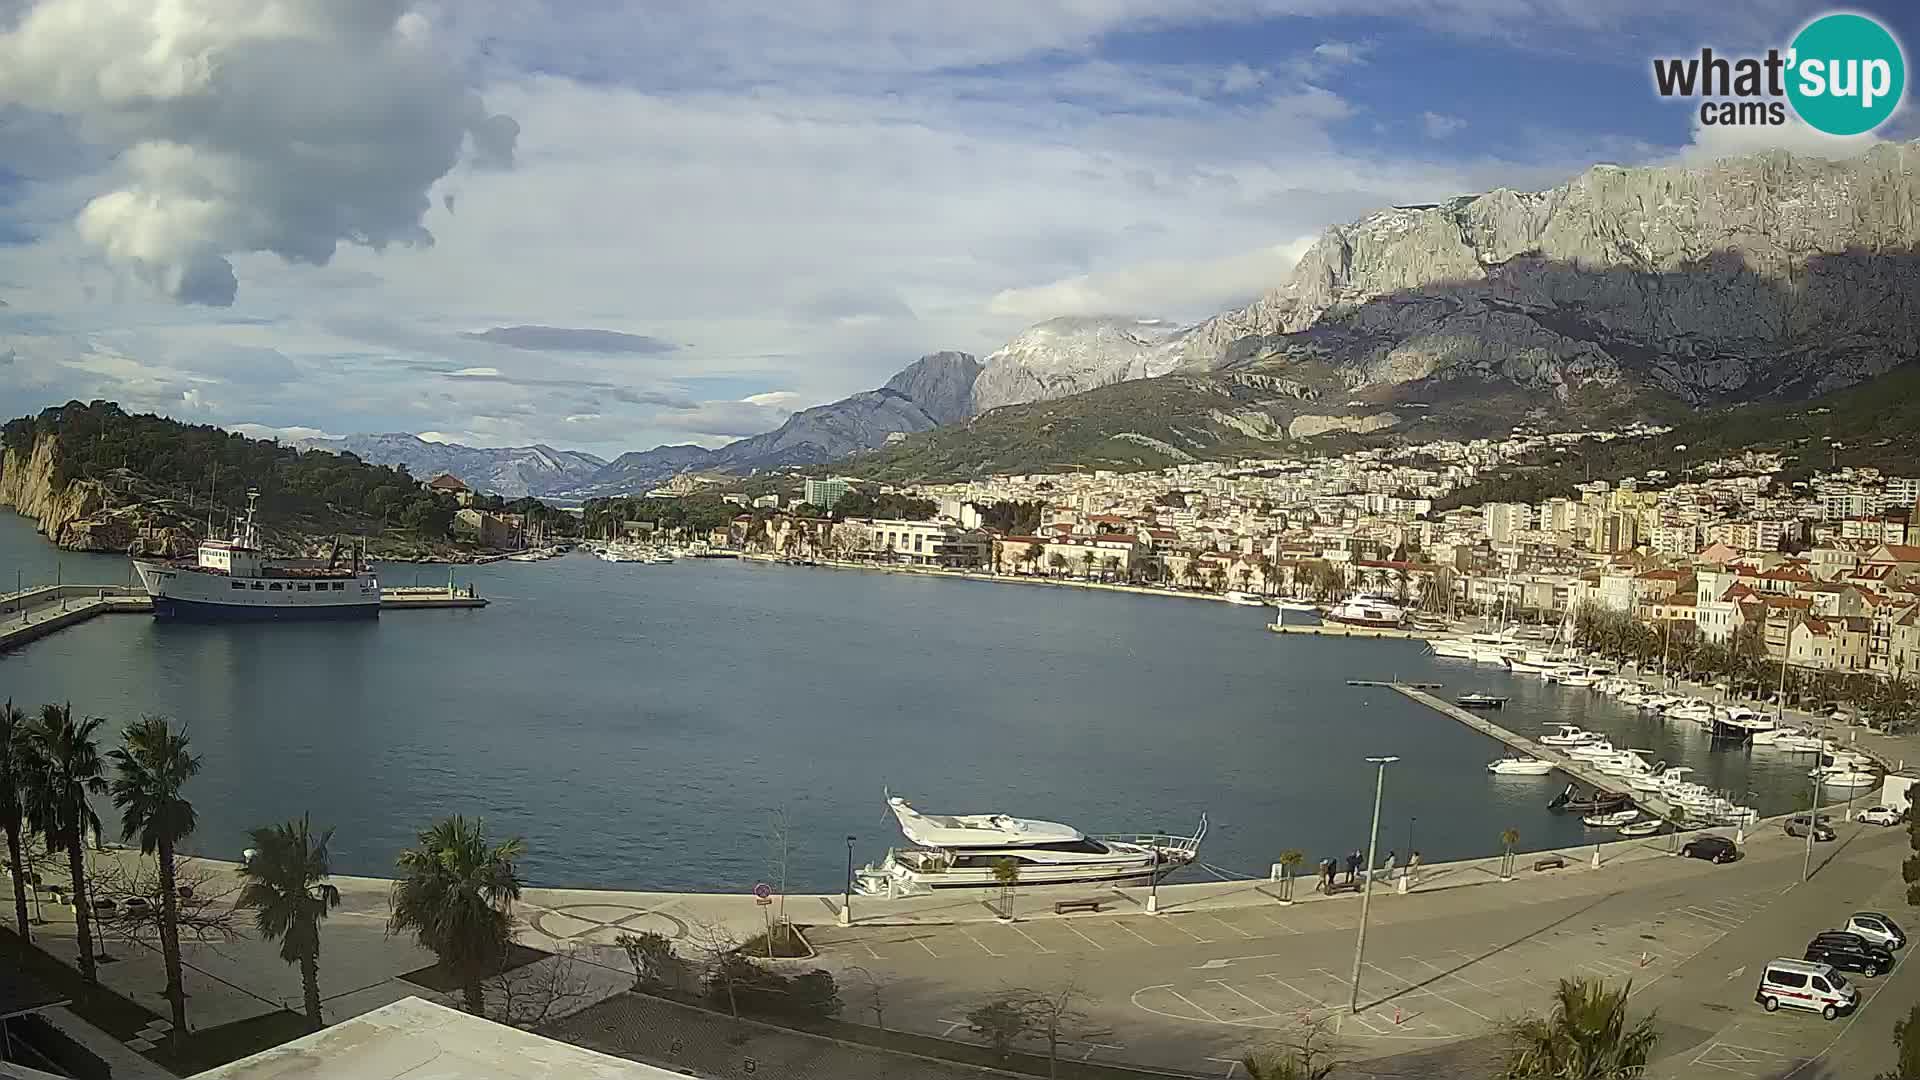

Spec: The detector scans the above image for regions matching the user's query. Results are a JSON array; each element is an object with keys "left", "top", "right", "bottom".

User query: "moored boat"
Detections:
[
  {"left": 854, "top": 796, "right": 1207, "bottom": 895},
  {"left": 1456, "top": 693, "right": 1508, "bottom": 710},
  {"left": 1488, "top": 756, "right": 1555, "bottom": 776},
  {"left": 132, "top": 491, "right": 379, "bottom": 621},
  {"left": 1324, "top": 595, "right": 1407, "bottom": 628}
]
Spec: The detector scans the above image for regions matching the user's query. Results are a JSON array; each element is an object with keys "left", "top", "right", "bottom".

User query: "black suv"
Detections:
[
  {"left": 1681, "top": 835, "right": 1741, "bottom": 863},
  {"left": 1805, "top": 931, "right": 1896, "bottom": 977}
]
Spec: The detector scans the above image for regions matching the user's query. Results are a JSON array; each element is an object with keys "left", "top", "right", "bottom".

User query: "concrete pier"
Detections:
[
  {"left": 1389, "top": 683, "right": 1678, "bottom": 819},
  {"left": 0, "top": 582, "right": 485, "bottom": 651},
  {"left": 1268, "top": 622, "right": 1427, "bottom": 639}
]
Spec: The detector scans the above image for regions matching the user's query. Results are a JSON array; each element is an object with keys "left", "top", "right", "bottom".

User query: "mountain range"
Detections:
[{"left": 326, "top": 142, "right": 1920, "bottom": 492}]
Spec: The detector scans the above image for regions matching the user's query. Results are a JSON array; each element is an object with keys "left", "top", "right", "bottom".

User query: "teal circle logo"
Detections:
[{"left": 1787, "top": 13, "right": 1906, "bottom": 136}]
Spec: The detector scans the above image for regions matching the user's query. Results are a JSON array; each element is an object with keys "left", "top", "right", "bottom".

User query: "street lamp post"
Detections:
[
  {"left": 1349, "top": 755, "right": 1399, "bottom": 1014},
  {"left": 1803, "top": 768, "right": 1818, "bottom": 883},
  {"left": 841, "top": 835, "right": 856, "bottom": 927}
]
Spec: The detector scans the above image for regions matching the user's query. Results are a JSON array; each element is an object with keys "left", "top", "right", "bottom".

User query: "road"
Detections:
[{"left": 807, "top": 822, "right": 1917, "bottom": 1078}]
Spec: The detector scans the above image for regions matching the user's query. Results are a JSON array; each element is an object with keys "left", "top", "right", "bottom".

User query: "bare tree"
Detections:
[
  {"left": 687, "top": 919, "right": 745, "bottom": 1017},
  {"left": 1242, "top": 1015, "right": 1346, "bottom": 1080},
  {"left": 965, "top": 978, "right": 1090, "bottom": 1078},
  {"left": 1023, "top": 978, "right": 1090, "bottom": 1080},
  {"left": 614, "top": 929, "right": 686, "bottom": 994},
  {"left": 842, "top": 964, "right": 888, "bottom": 1030},
  {"left": 88, "top": 854, "right": 241, "bottom": 957},
  {"left": 485, "top": 947, "right": 597, "bottom": 1028}
]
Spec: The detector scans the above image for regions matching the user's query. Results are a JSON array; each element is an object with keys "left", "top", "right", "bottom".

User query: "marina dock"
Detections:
[
  {"left": 1387, "top": 683, "right": 1677, "bottom": 820},
  {"left": 1268, "top": 622, "right": 1427, "bottom": 639},
  {"left": 0, "top": 583, "right": 486, "bottom": 652}
]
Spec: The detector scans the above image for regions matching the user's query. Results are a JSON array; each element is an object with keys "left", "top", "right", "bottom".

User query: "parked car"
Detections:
[
  {"left": 1785, "top": 814, "right": 1836, "bottom": 841},
  {"left": 1858, "top": 806, "right": 1905, "bottom": 827},
  {"left": 1757, "top": 959, "right": 1857, "bottom": 1020},
  {"left": 1681, "top": 835, "right": 1741, "bottom": 863},
  {"left": 1847, "top": 912, "right": 1908, "bottom": 950},
  {"left": 1804, "top": 931, "right": 1895, "bottom": 977}
]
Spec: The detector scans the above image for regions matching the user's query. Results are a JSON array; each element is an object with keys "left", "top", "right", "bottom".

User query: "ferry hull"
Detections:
[{"left": 152, "top": 596, "right": 379, "bottom": 621}]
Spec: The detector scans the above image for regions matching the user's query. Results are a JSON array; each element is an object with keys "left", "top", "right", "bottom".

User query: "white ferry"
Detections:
[
  {"left": 132, "top": 492, "right": 379, "bottom": 621},
  {"left": 854, "top": 796, "right": 1206, "bottom": 895}
]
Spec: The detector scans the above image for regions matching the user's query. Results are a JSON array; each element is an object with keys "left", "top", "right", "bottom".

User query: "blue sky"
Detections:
[{"left": 0, "top": 0, "right": 1914, "bottom": 455}]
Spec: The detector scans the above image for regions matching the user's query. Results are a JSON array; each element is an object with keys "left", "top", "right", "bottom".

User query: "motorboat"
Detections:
[
  {"left": 1488, "top": 756, "right": 1555, "bottom": 776},
  {"left": 1504, "top": 657, "right": 1552, "bottom": 675},
  {"left": 1541, "top": 724, "right": 1599, "bottom": 747},
  {"left": 1224, "top": 591, "right": 1266, "bottom": 607},
  {"left": 1550, "top": 784, "right": 1631, "bottom": 814},
  {"left": 1429, "top": 637, "right": 1478, "bottom": 659},
  {"left": 1594, "top": 750, "right": 1656, "bottom": 779},
  {"left": 1324, "top": 595, "right": 1407, "bottom": 629},
  {"left": 1618, "top": 819, "right": 1663, "bottom": 837},
  {"left": 1817, "top": 769, "right": 1880, "bottom": 791},
  {"left": 1456, "top": 693, "right": 1509, "bottom": 710},
  {"left": 854, "top": 796, "right": 1207, "bottom": 895},
  {"left": 1275, "top": 598, "right": 1320, "bottom": 613},
  {"left": 1772, "top": 730, "right": 1827, "bottom": 753},
  {"left": 1667, "top": 699, "right": 1717, "bottom": 726},
  {"left": 1583, "top": 809, "right": 1641, "bottom": 828},
  {"left": 1712, "top": 707, "right": 1776, "bottom": 743},
  {"left": 1567, "top": 739, "right": 1620, "bottom": 760}
]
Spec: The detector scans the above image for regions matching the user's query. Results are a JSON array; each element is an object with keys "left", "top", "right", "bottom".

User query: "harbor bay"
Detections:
[{"left": 0, "top": 512, "right": 1819, "bottom": 894}]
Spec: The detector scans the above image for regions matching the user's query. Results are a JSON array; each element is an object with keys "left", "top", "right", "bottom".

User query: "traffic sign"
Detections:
[{"left": 752, "top": 882, "right": 772, "bottom": 900}]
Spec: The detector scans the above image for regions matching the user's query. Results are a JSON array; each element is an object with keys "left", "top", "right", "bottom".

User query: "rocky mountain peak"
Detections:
[{"left": 970, "top": 315, "right": 1185, "bottom": 413}]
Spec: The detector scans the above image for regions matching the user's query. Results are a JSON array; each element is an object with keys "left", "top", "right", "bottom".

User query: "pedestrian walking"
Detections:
[
  {"left": 1345, "top": 850, "right": 1361, "bottom": 884},
  {"left": 1383, "top": 850, "right": 1398, "bottom": 883},
  {"left": 1319, "top": 857, "right": 1335, "bottom": 893},
  {"left": 1408, "top": 850, "right": 1422, "bottom": 884}
]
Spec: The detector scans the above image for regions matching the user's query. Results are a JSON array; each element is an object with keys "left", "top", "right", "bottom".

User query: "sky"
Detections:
[{"left": 0, "top": 0, "right": 1915, "bottom": 457}]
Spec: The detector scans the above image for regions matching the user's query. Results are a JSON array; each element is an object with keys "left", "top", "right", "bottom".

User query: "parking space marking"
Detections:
[
  {"left": 1405, "top": 955, "right": 1494, "bottom": 994},
  {"left": 1260, "top": 974, "right": 1331, "bottom": 1010},
  {"left": 1161, "top": 916, "right": 1216, "bottom": 944},
  {"left": 1163, "top": 988, "right": 1227, "bottom": 1024},
  {"left": 1243, "top": 908, "right": 1304, "bottom": 935},
  {"left": 1210, "top": 980, "right": 1281, "bottom": 1020},
  {"left": 1365, "top": 961, "right": 1493, "bottom": 1023},
  {"left": 1060, "top": 919, "right": 1108, "bottom": 951},
  {"left": 1112, "top": 919, "right": 1159, "bottom": 946},
  {"left": 1200, "top": 911, "right": 1258, "bottom": 940},
  {"left": 1009, "top": 923, "right": 1054, "bottom": 954},
  {"left": 956, "top": 927, "right": 1002, "bottom": 957}
]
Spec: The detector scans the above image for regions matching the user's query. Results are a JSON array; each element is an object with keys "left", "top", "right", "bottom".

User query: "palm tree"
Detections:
[
  {"left": 107, "top": 716, "right": 200, "bottom": 1040},
  {"left": 388, "top": 816, "right": 525, "bottom": 1015},
  {"left": 1078, "top": 551, "right": 1095, "bottom": 580},
  {"left": 1503, "top": 976, "right": 1660, "bottom": 1079},
  {"left": 238, "top": 816, "right": 341, "bottom": 1030},
  {"left": 20, "top": 703, "right": 108, "bottom": 982},
  {"left": 1024, "top": 543, "right": 1045, "bottom": 574},
  {"left": 0, "top": 700, "right": 30, "bottom": 939}
]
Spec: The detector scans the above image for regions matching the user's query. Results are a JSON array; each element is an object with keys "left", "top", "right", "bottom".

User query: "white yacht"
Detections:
[
  {"left": 1224, "top": 591, "right": 1266, "bottom": 607},
  {"left": 1324, "top": 595, "right": 1407, "bottom": 628},
  {"left": 1540, "top": 724, "right": 1599, "bottom": 747},
  {"left": 1487, "top": 756, "right": 1556, "bottom": 776},
  {"left": 1567, "top": 739, "right": 1620, "bottom": 760},
  {"left": 854, "top": 796, "right": 1207, "bottom": 895}
]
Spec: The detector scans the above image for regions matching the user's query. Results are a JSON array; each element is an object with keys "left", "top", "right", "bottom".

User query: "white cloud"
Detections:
[
  {"left": 987, "top": 237, "right": 1320, "bottom": 321},
  {"left": 1421, "top": 111, "right": 1466, "bottom": 139},
  {"left": 1672, "top": 113, "right": 1887, "bottom": 164},
  {"left": 0, "top": 0, "right": 516, "bottom": 305},
  {"left": 231, "top": 422, "right": 342, "bottom": 443}
]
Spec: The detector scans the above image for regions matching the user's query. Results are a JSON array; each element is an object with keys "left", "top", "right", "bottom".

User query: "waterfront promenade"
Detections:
[{"left": 6, "top": 804, "right": 1906, "bottom": 1078}]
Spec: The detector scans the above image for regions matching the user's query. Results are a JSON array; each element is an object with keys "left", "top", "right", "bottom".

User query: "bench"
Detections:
[
  {"left": 1053, "top": 898, "right": 1105, "bottom": 915},
  {"left": 1533, "top": 855, "right": 1567, "bottom": 872}
]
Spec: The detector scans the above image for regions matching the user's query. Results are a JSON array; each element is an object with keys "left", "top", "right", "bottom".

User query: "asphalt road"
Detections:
[{"left": 807, "top": 823, "right": 1917, "bottom": 1078}]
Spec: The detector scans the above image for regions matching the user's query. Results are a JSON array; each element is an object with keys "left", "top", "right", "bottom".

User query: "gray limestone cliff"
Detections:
[{"left": 1176, "top": 143, "right": 1920, "bottom": 403}]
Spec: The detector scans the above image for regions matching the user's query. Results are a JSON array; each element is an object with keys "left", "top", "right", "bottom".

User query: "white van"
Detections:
[{"left": 1756, "top": 959, "right": 1857, "bottom": 1019}]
